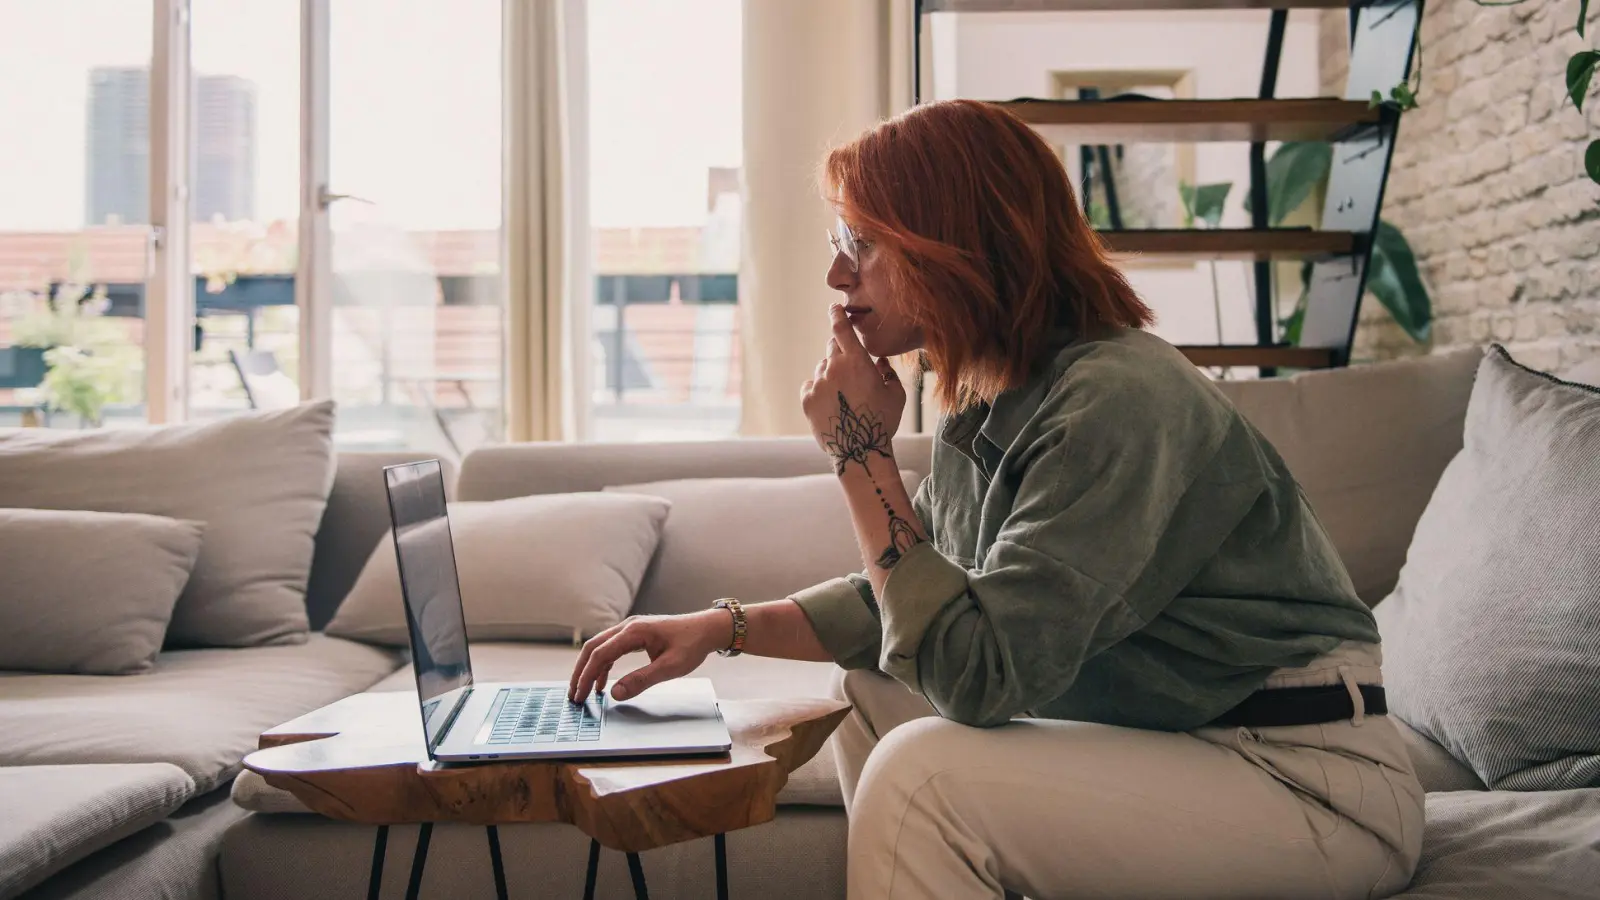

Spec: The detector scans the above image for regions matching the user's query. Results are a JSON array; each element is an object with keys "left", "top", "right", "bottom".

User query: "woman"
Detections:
[{"left": 568, "top": 99, "right": 1423, "bottom": 900}]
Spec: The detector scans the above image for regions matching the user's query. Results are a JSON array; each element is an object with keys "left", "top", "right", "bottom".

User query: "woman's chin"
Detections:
[{"left": 860, "top": 332, "right": 921, "bottom": 359}]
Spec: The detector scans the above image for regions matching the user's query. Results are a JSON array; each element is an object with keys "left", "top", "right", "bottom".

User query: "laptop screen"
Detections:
[{"left": 383, "top": 460, "right": 473, "bottom": 754}]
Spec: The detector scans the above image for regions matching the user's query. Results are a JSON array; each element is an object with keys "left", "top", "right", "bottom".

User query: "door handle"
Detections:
[{"left": 317, "top": 185, "right": 375, "bottom": 209}]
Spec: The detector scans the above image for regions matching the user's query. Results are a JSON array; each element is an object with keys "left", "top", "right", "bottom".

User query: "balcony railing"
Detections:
[{"left": 3, "top": 273, "right": 743, "bottom": 440}]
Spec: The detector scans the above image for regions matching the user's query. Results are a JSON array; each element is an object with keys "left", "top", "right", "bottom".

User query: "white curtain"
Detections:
[
  {"left": 504, "top": 0, "right": 584, "bottom": 442},
  {"left": 738, "top": 0, "right": 913, "bottom": 437}
]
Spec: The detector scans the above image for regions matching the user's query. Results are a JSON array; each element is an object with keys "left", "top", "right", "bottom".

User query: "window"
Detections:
[
  {"left": 189, "top": 0, "right": 301, "bottom": 421},
  {"left": 0, "top": 0, "right": 504, "bottom": 454},
  {"left": 0, "top": 0, "right": 154, "bottom": 428},
  {"left": 324, "top": 0, "right": 504, "bottom": 455},
  {"left": 584, "top": 0, "right": 742, "bottom": 442}
]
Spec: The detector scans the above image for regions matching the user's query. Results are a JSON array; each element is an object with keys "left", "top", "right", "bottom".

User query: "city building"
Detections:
[{"left": 85, "top": 67, "right": 256, "bottom": 226}]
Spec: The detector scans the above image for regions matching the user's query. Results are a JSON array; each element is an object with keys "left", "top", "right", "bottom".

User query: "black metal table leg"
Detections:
[
  {"left": 714, "top": 833, "right": 728, "bottom": 900},
  {"left": 486, "top": 826, "right": 508, "bottom": 900},
  {"left": 625, "top": 852, "right": 650, "bottom": 900},
  {"left": 575, "top": 834, "right": 726, "bottom": 900},
  {"left": 582, "top": 839, "right": 601, "bottom": 900},
  {"left": 366, "top": 825, "right": 389, "bottom": 900},
  {"left": 404, "top": 823, "right": 433, "bottom": 900}
]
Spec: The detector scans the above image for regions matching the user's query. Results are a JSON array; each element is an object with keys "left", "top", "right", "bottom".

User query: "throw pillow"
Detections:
[
  {"left": 0, "top": 509, "right": 204, "bottom": 674},
  {"left": 605, "top": 471, "right": 922, "bottom": 617},
  {"left": 1217, "top": 348, "right": 1481, "bottom": 604},
  {"left": 1375, "top": 344, "right": 1600, "bottom": 791},
  {"left": 325, "top": 492, "right": 671, "bottom": 646},
  {"left": 0, "top": 401, "right": 336, "bottom": 647}
]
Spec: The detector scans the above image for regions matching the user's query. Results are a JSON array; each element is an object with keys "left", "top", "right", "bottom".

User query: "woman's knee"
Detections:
[
  {"left": 829, "top": 664, "right": 849, "bottom": 703},
  {"left": 834, "top": 668, "right": 901, "bottom": 726},
  {"left": 855, "top": 716, "right": 976, "bottom": 808}
]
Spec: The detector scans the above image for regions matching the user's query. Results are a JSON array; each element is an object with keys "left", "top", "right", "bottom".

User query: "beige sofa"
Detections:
[{"left": 9, "top": 347, "right": 1598, "bottom": 898}]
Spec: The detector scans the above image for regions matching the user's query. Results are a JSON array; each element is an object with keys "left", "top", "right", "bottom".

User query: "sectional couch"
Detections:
[{"left": 4, "top": 345, "right": 1598, "bottom": 899}]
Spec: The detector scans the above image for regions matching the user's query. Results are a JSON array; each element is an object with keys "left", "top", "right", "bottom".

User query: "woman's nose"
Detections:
[{"left": 826, "top": 251, "right": 857, "bottom": 292}]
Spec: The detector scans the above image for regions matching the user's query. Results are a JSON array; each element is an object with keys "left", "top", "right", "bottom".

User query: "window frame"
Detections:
[
  {"left": 147, "top": 0, "right": 194, "bottom": 423},
  {"left": 135, "top": 0, "right": 543, "bottom": 433}
]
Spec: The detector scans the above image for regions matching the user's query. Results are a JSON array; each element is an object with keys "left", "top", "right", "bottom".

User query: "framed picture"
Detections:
[{"left": 1048, "top": 70, "right": 1198, "bottom": 250}]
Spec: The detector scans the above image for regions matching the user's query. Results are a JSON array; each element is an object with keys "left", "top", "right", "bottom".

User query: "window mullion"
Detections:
[
  {"left": 297, "top": 0, "right": 332, "bottom": 401},
  {"left": 147, "top": 0, "right": 192, "bottom": 423}
]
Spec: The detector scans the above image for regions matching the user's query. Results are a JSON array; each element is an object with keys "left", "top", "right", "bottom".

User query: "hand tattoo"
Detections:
[{"left": 824, "top": 392, "right": 893, "bottom": 475}]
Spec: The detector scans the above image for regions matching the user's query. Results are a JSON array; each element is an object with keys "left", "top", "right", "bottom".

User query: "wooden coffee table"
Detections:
[{"left": 243, "top": 691, "right": 849, "bottom": 900}]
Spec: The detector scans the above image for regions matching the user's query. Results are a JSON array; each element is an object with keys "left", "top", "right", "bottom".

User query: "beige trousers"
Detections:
[{"left": 829, "top": 642, "right": 1425, "bottom": 900}]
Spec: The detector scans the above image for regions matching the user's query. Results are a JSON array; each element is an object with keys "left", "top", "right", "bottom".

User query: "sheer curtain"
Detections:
[{"left": 738, "top": 0, "right": 912, "bottom": 437}]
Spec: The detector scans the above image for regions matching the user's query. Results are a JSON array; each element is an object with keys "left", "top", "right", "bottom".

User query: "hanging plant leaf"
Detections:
[
  {"left": 1243, "top": 142, "right": 1331, "bottom": 226},
  {"left": 1567, "top": 50, "right": 1600, "bottom": 113},
  {"left": 1582, "top": 0, "right": 1591, "bottom": 39},
  {"left": 1366, "top": 221, "right": 1432, "bottom": 343},
  {"left": 1278, "top": 260, "right": 1315, "bottom": 346},
  {"left": 1180, "top": 181, "right": 1233, "bottom": 228},
  {"left": 1586, "top": 140, "right": 1600, "bottom": 185},
  {"left": 1279, "top": 295, "right": 1307, "bottom": 347}
]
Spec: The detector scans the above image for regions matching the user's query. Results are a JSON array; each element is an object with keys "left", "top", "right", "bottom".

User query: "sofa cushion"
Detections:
[
  {"left": 1376, "top": 345, "right": 1600, "bottom": 791},
  {"left": 325, "top": 492, "right": 671, "bottom": 646},
  {"left": 458, "top": 436, "right": 934, "bottom": 502},
  {"left": 0, "top": 402, "right": 337, "bottom": 647},
  {"left": 605, "top": 472, "right": 920, "bottom": 617},
  {"left": 1394, "top": 790, "right": 1600, "bottom": 899},
  {"left": 0, "top": 763, "right": 194, "bottom": 900},
  {"left": 0, "top": 509, "right": 203, "bottom": 675},
  {"left": 305, "top": 453, "right": 459, "bottom": 631},
  {"left": 233, "top": 642, "right": 845, "bottom": 813},
  {"left": 1391, "top": 718, "right": 1486, "bottom": 793},
  {"left": 26, "top": 787, "right": 251, "bottom": 900},
  {"left": 1216, "top": 349, "right": 1480, "bottom": 605},
  {"left": 0, "top": 634, "right": 400, "bottom": 792}
]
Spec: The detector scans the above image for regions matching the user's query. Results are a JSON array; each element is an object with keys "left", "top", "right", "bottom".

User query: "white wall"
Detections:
[{"left": 929, "top": 10, "right": 1323, "bottom": 347}]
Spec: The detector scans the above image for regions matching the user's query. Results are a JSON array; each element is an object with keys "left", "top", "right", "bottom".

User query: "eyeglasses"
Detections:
[{"left": 826, "top": 218, "right": 872, "bottom": 273}]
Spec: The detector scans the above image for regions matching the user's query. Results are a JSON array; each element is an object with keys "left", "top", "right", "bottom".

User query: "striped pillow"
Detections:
[{"left": 1375, "top": 345, "right": 1600, "bottom": 791}]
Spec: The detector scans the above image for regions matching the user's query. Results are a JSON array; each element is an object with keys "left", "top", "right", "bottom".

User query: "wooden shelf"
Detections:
[
  {"left": 999, "top": 99, "right": 1378, "bottom": 144},
  {"left": 1099, "top": 229, "right": 1355, "bottom": 260},
  {"left": 925, "top": 0, "right": 1348, "bottom": 11},
  {"left": 1179, "top": 345, "right": 1337, "bottom": 369}
]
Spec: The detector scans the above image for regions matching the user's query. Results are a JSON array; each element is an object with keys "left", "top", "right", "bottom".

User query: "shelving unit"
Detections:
[{"left": 910, "top": 0, "right": 1422, "bottom": 382}]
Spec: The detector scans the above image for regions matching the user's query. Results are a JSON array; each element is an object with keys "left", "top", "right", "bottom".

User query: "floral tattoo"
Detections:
[
  {"left": 824, "top": 392, "right": 922, "bottom": 568},
  {"left": 823, "top": 392, "right": 893, "bottom": 475}
]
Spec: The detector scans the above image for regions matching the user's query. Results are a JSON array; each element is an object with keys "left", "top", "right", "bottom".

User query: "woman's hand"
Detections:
[
  {"left": 802, "top": 304, "right": 907, "bottom": 472},
  {"left": 567, "top": 610, "right": 731, "bottom": 703}
]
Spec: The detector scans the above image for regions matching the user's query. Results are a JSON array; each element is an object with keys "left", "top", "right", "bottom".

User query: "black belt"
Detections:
[{"left": 1211, "top": 684, "right": 1386, "bottom": 728}]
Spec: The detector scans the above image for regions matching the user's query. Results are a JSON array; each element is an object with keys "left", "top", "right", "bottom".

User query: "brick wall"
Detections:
[{"left": 1320, "top": 1, "right": 1600, "bottom": 374}]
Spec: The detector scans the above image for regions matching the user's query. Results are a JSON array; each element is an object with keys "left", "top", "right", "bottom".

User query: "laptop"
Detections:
[{"left": 382, "top": 459, "right": 732, "bottom": 763}]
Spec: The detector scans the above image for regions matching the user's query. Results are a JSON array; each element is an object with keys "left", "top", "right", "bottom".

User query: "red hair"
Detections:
[{"left": 823, "top": 99, "right": 1154, "bottom": 412}]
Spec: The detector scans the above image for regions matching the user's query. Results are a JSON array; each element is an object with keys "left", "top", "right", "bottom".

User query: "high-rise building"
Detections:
[
  {"left": 193, "top": 75, "right": 256, "bottom": 223},
  {"left": 85, "top": 68, "right": 257, "bottom": 226},
  {"left": 85, "top": 67, "right": 149, "bottom": 225}
]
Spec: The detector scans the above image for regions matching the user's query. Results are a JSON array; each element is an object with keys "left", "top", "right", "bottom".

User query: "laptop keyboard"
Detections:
[{"left": 487, "top": 687, "right": 603, "bottom": 745}]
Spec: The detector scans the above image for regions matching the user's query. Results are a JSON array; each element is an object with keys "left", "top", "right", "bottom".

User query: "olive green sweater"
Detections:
[{"left": 792, "top": 328, "right": 1378, "bottom": 730}]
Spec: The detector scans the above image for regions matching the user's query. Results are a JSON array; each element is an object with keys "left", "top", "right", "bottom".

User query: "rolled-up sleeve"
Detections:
[
  {"left": 791, "top": 574, "right": 881, "bottom": 670},
  {"left": 876, "top": 369, "right": 1265, "bottom": 728}
]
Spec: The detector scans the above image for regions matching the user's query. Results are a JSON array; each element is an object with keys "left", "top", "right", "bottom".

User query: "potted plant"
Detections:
[
  {"left": 1182, "top": 142, "right": 1433, "bottom": 354},
  {"left": 9, "top": 282, "right": 141, "bottom": 427}
]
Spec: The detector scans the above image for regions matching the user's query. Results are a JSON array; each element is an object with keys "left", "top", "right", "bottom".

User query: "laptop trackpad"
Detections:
[{"left": 608, "top": 693, "right": 713, "bottom": 725}]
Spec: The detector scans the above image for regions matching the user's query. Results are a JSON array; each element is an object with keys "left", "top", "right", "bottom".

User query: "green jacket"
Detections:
[{"left": 792, "top": 328, "right": 1378, "bottom": 730}]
